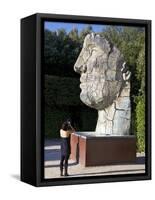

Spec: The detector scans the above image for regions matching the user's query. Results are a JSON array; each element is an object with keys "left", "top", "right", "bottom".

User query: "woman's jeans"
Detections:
[{"left": 60, "top": 154, "right": 70, "bottom": 174}]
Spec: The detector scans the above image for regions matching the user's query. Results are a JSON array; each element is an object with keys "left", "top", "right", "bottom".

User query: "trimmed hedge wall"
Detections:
[{"left": 44, "top": 75, "right": 97, "bottom": 138}]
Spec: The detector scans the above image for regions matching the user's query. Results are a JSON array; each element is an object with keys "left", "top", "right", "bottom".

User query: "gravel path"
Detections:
[{"left": 44, "top": 139, "right": 145, "bottom": 179}]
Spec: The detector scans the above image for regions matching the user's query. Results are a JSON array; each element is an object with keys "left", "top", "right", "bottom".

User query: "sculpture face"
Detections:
[{"left": 74, "top": 33, "right": 125, "bottom": 110}]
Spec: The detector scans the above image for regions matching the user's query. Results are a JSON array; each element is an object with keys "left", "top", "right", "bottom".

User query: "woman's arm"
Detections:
[
  {"left": 60, "top": 129, "right": 70, "bottom": 138},
  {"left": 68, "top": 124, "right": 75, "bottom": 133}
]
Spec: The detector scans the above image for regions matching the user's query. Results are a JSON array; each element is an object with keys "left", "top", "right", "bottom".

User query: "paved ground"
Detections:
[{"left": 44, "top": 139, "right": 145, "bottom": 179}]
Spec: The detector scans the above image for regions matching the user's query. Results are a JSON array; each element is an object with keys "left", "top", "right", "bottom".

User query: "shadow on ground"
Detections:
[
  {"left": 11, "top": 174, "right": 20, "bottom": 181},
  {"left": 69, "top": 169, "right": 145, "bottom": 177}
]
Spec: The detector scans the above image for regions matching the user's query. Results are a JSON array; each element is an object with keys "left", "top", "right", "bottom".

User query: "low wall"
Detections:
[{"left": 70, "top": 132, "right": 136, "bottom": 167}]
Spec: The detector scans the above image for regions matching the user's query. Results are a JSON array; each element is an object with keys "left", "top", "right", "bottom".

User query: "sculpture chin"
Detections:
[{"left": 80, "top": 90, "right": 113, "bottom": 110}]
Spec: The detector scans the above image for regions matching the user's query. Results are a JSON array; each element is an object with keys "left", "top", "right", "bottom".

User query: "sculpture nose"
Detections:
[
  {"left": 74, "top": 64, "right": 87, "bottom": 74},
  {"left": 74, "top": 65, "right": 81, "bottom": 74}
]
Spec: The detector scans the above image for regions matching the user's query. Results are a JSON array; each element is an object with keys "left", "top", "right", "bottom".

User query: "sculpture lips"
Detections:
[
  {"left": 80, "top": 76, "right": 84, "bottom": 83},
  {"left": 80, "top": 83, "right": 86, "bottom": 89}
]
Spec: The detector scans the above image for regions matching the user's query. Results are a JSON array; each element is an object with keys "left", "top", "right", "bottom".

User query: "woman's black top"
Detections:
[{"left": 60, "top": 136, "right": 71, "bottom": 156}]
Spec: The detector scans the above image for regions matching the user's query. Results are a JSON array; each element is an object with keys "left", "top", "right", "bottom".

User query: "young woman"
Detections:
[{"left": 60, "top": 120, "right": 75, "bottom": 176}]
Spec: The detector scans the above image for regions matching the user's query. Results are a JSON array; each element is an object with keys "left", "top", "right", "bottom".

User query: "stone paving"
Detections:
[{"left": 44, "top": 139, "right": 145, "bottom": 179}]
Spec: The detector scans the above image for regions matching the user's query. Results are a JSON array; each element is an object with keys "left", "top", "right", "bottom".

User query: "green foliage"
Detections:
[
  {"left": 135, "top": 95, "right": 145, "bottom": 152},
  {"left": 44, "top": 29, "right": 82, "bottom": 77},
  {"left": 79, "top": 25, "right": 93, "bottom": 42},
  {"left": 44, "top": 75, "right": 97, "bottom": 138},
  {"left": 45, "top": 107, "right": 72, "bottom": 138},
  {"left": 68, "top": 28, "right": 79, "bottom": 41},
  {"left": 136, "top": 44, "right": 145, "bottom": 95},
  {"left": 44, "top": 75, "right": 82, "bottom": 107}
]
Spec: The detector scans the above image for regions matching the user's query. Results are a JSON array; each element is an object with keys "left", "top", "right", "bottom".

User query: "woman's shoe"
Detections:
[
  {"left": 64, "top": 167, "right": 69, "bottom": 176},
  {"left": 64, "top": 173, "right": 69, "bottom": 176},
  {"left": 60, "top": 169, "right": 63, "bottom": 176}
]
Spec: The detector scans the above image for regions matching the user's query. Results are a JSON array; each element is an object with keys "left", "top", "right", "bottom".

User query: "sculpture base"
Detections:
[{"left": 70, "top": 132, "right": 136, "bottom": 167}]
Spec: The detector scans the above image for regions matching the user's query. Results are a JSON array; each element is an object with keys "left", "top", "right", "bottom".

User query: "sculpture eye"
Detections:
[
  {"left": 82, "top": 49, "right": 90, "bottom": 62},
  {"left": 92, "top": 47, "right": 97, "bottom": 52}
]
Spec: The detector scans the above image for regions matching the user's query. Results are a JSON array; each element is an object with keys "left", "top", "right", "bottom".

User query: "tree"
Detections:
[
  {"left": 44, "top": 28, "right": 81, "bottom": 77},
  {"left": 135, "top": 95, "right": 145, "bottom": 152},
  {"left": 79, "top": 25, "right": 93, "bottom": 42},
  {"left": 68, "top": 28, "right": 79, "bottom": 41}
]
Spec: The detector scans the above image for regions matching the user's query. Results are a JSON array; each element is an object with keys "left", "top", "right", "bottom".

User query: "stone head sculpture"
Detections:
[{"left": 74, "top": 33, "right": 131, "bottom": 135}]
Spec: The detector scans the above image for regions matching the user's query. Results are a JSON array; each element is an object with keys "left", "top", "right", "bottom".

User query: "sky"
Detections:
[{"left": 44, "top": 21, "right": 107, "bottom": 33}]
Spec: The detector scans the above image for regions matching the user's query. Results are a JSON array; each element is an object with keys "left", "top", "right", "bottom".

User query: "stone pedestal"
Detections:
[{"left": 70, "top": 132, "right": 136, "bottom": 167}]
